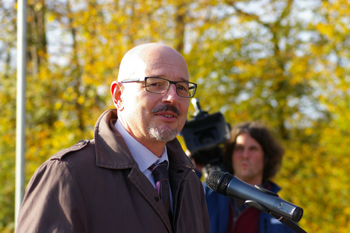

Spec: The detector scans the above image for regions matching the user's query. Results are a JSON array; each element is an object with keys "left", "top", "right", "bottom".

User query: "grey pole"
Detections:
[{"left": 15, "top": 0, "right": 27, "bottom": 226}]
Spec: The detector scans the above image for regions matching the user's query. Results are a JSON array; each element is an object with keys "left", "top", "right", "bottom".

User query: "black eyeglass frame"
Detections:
[{"left": 120, "top": 77, "right": 197, "bottom": 98}]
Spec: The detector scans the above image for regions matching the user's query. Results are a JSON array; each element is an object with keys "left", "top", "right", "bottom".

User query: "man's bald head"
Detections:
[
  {"left": 117, "top": 43, "right": 189, "bottom": 82},
  {"left": 110, "top": 42, "right": 192, "bottom": 156}
]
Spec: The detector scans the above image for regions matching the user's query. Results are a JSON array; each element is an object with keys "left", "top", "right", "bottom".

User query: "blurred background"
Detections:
[{"left": 1, "top": 0, "right": 349, "bottom": 232}]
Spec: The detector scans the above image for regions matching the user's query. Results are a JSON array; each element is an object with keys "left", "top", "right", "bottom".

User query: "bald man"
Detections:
[{"left": 16, "top": 43, "right": 210, "bottom": 233}]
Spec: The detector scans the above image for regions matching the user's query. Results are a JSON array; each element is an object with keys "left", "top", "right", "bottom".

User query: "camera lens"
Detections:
[{"left": 197, "top": 131, "right": 216, "bottom": 145}]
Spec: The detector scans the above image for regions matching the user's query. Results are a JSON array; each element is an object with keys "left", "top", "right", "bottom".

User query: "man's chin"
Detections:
[{"left": 149, "top": 126, "right": 178, "bottom": 142}]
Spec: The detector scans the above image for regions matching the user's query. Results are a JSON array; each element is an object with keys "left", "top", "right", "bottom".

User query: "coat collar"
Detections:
[{"left": 94, "top": 109, "right": 194, "bottom": 171}]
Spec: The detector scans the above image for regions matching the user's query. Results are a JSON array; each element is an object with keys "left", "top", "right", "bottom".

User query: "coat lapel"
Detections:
[{"left": 127, "top": 165, "right": 173, "bottom": 232}]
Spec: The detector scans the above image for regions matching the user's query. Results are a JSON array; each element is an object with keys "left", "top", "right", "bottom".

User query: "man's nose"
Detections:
[
  {"left": 163, "top": 84, "right": 179, "bottom": 101},
  {"left": 242, "top": 148, "right": 249, "bottom": 158}
]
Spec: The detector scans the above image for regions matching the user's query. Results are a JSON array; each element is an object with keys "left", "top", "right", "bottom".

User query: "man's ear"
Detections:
[{"left": 110, "top": 81, "right": 124, "bottom": 110}]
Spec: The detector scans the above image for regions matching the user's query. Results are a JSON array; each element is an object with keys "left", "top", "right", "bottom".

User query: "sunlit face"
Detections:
[
  {"left": 112, "top": 44, "right": 190, "bottom": 151},
  {"left": 232, "top": 133, "right": 264, "bottom": 186}
]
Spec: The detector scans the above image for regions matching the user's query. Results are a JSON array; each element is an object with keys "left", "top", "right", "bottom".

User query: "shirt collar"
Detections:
[{"left": 115, "top": 119, "right": 169, "bottom": 173}]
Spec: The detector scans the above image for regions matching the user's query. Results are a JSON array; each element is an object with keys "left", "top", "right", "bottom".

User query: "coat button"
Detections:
[{"left": 154, "top": 196, "right": 160, "bottom": 202}]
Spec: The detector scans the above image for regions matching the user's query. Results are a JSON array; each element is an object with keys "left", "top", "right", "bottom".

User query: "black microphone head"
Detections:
[{"left": 206, "top": 170, "right": 233, "bottom": 195}]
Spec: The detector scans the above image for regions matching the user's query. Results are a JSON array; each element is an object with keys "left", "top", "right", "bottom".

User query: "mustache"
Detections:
[{"left": 151, "top": 105, "right": 181, "bottom": 116}]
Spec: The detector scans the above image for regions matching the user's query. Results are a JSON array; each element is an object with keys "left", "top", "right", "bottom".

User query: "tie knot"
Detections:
[{"left": 149, "top": 161, "right": 169, "bottom": 182}]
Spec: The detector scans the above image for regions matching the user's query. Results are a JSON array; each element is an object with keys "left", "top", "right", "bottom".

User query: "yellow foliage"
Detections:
[
  {"left": 3, "top": 0, "right": 350, "bottom": 232},
  {"left": 316, "top": 23, "right": 334, "bottom": 39},
  {"left": 77, "top": 96, "right": 85, "bottom": 105},
  {"left": 54, "top": 102, "right": 62, "bottom": 110}
]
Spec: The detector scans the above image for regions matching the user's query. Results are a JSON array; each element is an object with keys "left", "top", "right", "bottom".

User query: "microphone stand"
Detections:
[
  {"left": 270, "top": 213, "right": 307, "bottom": 233},
  {"left": 244, "top": 190, "right": 307, "bottom": 233},
  {"left": 246, "top": 199, "right": 307, "bottom": 232}
]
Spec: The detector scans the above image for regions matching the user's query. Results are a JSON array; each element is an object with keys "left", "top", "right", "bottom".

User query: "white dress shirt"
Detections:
[{"left": 115, "top": 119, "right": 173, "bottom": 212}]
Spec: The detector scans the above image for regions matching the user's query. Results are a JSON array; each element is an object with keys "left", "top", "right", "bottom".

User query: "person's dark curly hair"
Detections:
[{"left": 223, "top": 122, "right": 285, "bottom": 182}]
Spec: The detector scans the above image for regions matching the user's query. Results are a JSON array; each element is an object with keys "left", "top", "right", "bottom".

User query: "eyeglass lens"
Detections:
[{"left": 145, "top": 77, "right": 195, "bottom": 97}]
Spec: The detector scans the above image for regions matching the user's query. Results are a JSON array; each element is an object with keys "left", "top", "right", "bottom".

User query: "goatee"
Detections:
[{"left": 149, "top": 126, "right": 178, "bottom": 142}]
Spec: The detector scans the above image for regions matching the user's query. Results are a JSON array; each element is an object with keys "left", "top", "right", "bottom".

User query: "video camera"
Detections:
[{"left": 181, "top": 98, "right": 231, "bottom": 172}]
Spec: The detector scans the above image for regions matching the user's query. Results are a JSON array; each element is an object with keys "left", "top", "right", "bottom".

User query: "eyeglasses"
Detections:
[{"left": 121, "top": 77, "right": 197, "bottom": 98}]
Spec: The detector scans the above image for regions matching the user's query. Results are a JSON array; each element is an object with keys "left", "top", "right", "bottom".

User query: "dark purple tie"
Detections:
[{"left": 149, "top": 161, "right": 172, "bottom": 219}]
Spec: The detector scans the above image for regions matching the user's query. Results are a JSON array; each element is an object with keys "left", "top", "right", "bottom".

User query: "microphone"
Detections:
[{"left": 206, "top": 170, "right": 303, "bottom": 222}]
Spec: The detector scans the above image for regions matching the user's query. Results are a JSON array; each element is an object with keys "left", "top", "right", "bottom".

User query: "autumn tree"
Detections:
[{"left": 1, "top": 0, "right": 350, "bottom": 232}]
